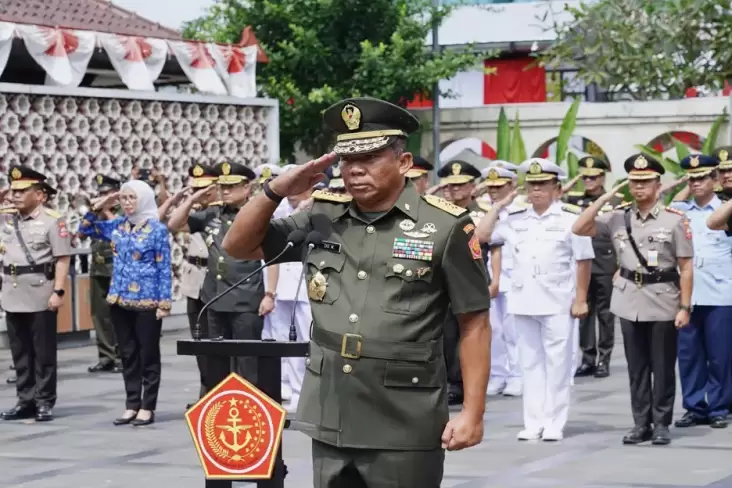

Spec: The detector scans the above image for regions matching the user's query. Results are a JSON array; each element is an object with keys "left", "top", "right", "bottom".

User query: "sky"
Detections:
[{"left": 113, "top": 0, "right": 216, "bottom": 31}]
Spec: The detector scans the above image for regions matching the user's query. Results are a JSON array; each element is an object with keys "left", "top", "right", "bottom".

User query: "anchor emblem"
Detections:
[{"left": 217, "top": 399, "right": 253, "bottom": 453}]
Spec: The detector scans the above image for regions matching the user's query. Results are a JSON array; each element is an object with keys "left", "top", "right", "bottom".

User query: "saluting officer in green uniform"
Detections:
[
  {"left": 564, "top": 157, "right": 625, "bottom": 378},
  {"left": 222, "top": 97, "right": 492, "bottom": 487},
  {"left": 168, "top": 162, "right": 266, "bottom": 387},
  {"left": 87, "top": 174, "right": 122, "bottom": 373},
  {"left": 711, "top": 147, "right": 732, "bottom": 202}
]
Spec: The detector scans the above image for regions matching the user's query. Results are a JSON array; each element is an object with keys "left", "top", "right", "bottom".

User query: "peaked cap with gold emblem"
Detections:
[
  {"left": 680, "top": 154, "right": 718, "bottom": 178},
  {"left": 8, "top": 165, "right": 48, "bottom": 191},
  {"left": 136, "top": 168, "right": 158, "bottom": 187},
  {"left": 479, "top": 165, "right": 516, "bottom": 187},
  {"left": 713, "top": 146, "right": 732, "bottom": 170},
  {"left": 623, "top": 153, "right": 665, "bottom": 180},
  {"left": 520, "top": 158, "right": 566, "bottom": 182},
  {"left": 253, "top": 163, "right": 282, "bottom": 184},
  {"left": 437, "top": 150, "right": 483, "bottom": 185},
  {"left": 323, "top": 97, "right": 419, "bottom": 156},
  {"left": 488, "top": 160, "right": 519, "bottom": 172},
  {"left": 406, "top": 156, "right": 434, "bottom": 179},
  {"left": 188, "top": 164, "right": 217, "bottom": 188},
  {"left": 577, "top": 156, "right": 610, "bottom": 177},
  {"left": 95, "top": 174, "right": 122, "bottom": 193},
  {"left": 214, "top": 161, "right": 255, "bottom": 185}
]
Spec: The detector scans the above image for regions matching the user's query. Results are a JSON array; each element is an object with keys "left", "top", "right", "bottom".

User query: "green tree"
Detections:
[
  {"left": 540, "top": 0, "right": 732, "bottom": 101},
  {"left": 183, "top": 0, "right": 484, "bottom": 161}
]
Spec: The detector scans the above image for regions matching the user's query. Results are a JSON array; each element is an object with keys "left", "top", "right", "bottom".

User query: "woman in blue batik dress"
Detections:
[{"left": 79, "top": 179, "right": 172, "bottom": 427}]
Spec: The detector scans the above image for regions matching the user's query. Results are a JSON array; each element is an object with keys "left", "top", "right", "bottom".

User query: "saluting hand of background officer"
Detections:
[
  {"left": 268, "top": 152, "right": 338, "bottom": 197},
  {"left": 91, "top": 192, "right": 119, "bottom": 211}
]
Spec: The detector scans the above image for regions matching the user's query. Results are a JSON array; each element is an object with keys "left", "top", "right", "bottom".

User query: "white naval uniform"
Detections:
[
  {"left": 180, "top": 233, "right": 208, "bottom": 301},
  {"left": 265, "top": 198, "right": 313, "bottom": 409},
  {"left": 494, "top": 201, "right": 594, "bottom": 439}
]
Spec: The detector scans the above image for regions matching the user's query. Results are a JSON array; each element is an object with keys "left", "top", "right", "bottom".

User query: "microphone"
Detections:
[
  {"left": 289, "top": 230, "right": 323, "bottom": 341},
  {"left": 193, "top": 229, "right": 307, "bottom": 340}
]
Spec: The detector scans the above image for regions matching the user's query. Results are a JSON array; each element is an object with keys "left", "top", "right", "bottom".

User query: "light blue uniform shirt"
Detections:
[{"left": 672, "top": 196, "right": 732, "bottom": 306}]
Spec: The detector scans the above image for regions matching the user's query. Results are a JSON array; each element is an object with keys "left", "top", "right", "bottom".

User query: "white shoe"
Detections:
[
  {"left": 487, "top": 378, "right": 506, "bottom": 396},
  {"left": 502, "top": 379, "right": 522, "bottom": 397},
  {"left": 517, "top": 429, "right": 542, "bottom": 441},
  {"left": 542, "top": 428, "right": 563, "bottom": 441}
]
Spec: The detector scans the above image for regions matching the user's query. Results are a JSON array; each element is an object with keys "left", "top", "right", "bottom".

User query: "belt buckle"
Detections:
[
  {"left": 634, "top": 270, "right": 643, "bottom": 287},
  {"left": 340, "top": 333, "right": 363, "bottom": 360}
]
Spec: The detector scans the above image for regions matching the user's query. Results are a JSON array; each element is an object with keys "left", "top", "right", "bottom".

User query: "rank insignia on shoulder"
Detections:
[
  {"left": 44, "top": 208, "right": 61, "bottom": 219},
  {"left": 616, "top": 201, "right": 632, "bottom": 210},
  {"left": 664, "top": 206, "right": 685, "bottom": 216},
  {"left": 312, "top": 190, "right": 352, "bottom": 203},
  {"left": 562, "top": 204, "right": 581, "bottom": 214},
  {"left": 208, "top": 200, "right": 223, "bottom": 207},
  {"left": 614, "top": 192, "right": 625, "bottom": 199},
  {"left": 567, "top": 191, "right": 584, "bottom": 197},
  {"left": 423, "top": 195, "right": 466, "bottom": 217}
]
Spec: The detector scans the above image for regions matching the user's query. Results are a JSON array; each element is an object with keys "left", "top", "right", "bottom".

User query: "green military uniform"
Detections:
[
  {"left": 260, "top": 98, "right": 491, "bottom": 487},
  {"left": 712, "top": 147, "right": 732, "bottom": 202},
  {"left": 88, "top": 174, "right": 121, "bottom": 373},
  {"left": 188, "top": 162, "right": 265, "bottom": 388},
  {"left": 564, "top": 157, "right": 625, "bottom": 377},
  {"left": 436, "top": 157, "right": 491, "bottom": 405}
]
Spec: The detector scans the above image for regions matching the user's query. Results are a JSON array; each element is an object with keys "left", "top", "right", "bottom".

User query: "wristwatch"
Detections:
[
  {"left": 264, "top": 291, "right": 277, "bottom": 300},
  {"left": 679, "top": 304, "right": 691, "bottom": 313},
  {"left": 263, "top": 178, "right": 284, "bottom": 204},
  {"left": 53, "top": 289, "right": 65, "bottom": 297}
]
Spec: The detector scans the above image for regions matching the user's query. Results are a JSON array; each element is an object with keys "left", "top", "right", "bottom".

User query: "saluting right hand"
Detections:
[
  {"left": 91, "top": 192, "right": 119, "bottom": 211},
  {"left": 191, "top": 185, "right": 216, "bottom": 204},
  {"left": 495, "top": 190, "right": 518, "bottom": 209},
  {"left": 269, "top": 152, "right": 338, "bottom": 197}
]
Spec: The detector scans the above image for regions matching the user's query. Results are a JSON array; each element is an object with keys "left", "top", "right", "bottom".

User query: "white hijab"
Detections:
[{"left": 121, "top": 179, "right": 158, "bottom": 225}]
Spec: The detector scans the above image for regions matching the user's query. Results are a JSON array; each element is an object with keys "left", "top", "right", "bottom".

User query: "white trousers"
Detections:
[
  {"left": 489, "top": 293, "right": 521, "bottom": 380},
  {"left": 514, "top": 314, "right": 575, "bottom": 433},
  {"left": 267, "top": 299, "right": 312, "bottom": 400}
]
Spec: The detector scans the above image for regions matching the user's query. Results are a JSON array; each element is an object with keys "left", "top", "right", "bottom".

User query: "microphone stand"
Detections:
[
  {"left": 193, "top": 241, "right": 297, "bottom": 341},
  {"left": 289, "top": 243, "right": 316, "bottom": 341}
]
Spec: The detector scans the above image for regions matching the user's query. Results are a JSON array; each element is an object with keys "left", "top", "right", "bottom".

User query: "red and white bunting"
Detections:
[
  {"left": 17, "top": 24, "right": 96, "bottom": 87},
  {"left": 168, "top": 41, "right": 227, "bottom": 95},
  {"left": 0, "top": 22, "right": 15, "bottom": 79},
  {"left": 98, "top": 34, "right": 168, "bottom": 91},
  {"left": 209, "top": 43, "right": 258, "bottom": 98}
]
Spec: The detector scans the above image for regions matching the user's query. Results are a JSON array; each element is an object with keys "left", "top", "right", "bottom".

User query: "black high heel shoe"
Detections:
[
  {"left": 131, "top": 412, "right": 155, "bottom": 426},
  {"left": 113, "top": 412, "right": 138, "bottom": 426}
]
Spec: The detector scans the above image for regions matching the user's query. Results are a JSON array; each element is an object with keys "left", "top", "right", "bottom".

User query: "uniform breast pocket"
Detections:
[
  {"left": 29, "top": 231, "right": 47, "bottom": 251},
  {"left": 382, "top": 261, "right": 433, "bottom": 315},
  {"left": 306, "top": 252, "right": 345, "bottom": 305}
]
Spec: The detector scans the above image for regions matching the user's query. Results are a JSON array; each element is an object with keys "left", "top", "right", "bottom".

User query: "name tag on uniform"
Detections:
[
  {"left": 321, "top": 240, "right": 341, "bottom": 254},
  {"left": 647, "top": 250, "right": 659, "bottom": 267}
]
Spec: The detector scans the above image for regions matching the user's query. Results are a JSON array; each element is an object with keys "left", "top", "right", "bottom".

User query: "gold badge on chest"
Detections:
[{"left": 308, "top": 271, "right": 328, "bottom": 301}]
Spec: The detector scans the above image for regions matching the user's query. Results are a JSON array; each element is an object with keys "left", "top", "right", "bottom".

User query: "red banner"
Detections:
[{"left": 484, "top": 58, "right": 546, "bottom": 105}]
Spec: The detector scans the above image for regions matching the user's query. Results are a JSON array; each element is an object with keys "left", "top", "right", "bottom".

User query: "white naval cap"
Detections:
[
  {"left": 254, "top": 163, "right": 282, "bottom": 183},
  {"left": 488, "top": 160, "right": 520, "bottom": 172},
  {"left": 480, "top": 166, "right": 517, "bottom": 186},
  {"left": 520, "top": 158, "right": 567, "bottom": 182}
]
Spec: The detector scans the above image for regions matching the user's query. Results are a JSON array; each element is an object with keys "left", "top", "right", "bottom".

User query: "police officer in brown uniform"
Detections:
[
  {"left": 573, "top": 154, "right": 693, "bottom": 445},
  {"left": 0, "top": 166, "right": 72, "bottom": 422},
  {"left": 564, "top": 157, "right": 625, "bottom": 378},
  {"left": 87, "top": 174, "right": 122, "bottom": 373},
  {"left": 221, "top": 97, "right": 492, "bottom": 487}
]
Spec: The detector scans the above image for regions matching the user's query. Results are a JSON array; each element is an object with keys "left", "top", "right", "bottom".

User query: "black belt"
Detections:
[
  {"left": 311, "top": 327, "right": 441, "bottom": 363},
  {"left": 3, "top": 263, "right": 53, "bottom": 276},
  {"left": 619, "top": 267, "right": 679, "bottom": 286},
  {"left": 188, "top": 256, "right": 208, "bottom": 267}
]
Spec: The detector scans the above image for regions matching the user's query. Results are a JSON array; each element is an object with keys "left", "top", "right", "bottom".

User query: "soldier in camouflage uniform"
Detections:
[{"left": 222, "top": 97, "right": 492, "bottom": 487}]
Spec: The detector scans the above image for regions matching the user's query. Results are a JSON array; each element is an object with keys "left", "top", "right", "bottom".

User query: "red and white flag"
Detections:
[
  {"left": 168, "top": 41, "right": 227, "bottom": 95},
  {"left": 98, "top": 34, "right": 168, "bottom": 91},
  {"left": 17, "top": 24, "right": 95, "bottom": 87},
  {"left": 210, "top": 43, "right": 258, "bottom": 98},
  {"left": 0, "top": 22, "right": 15, "bottom": 79}
]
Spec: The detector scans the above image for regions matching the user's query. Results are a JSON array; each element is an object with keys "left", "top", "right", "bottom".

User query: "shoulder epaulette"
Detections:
[
  {"left": 567, "top": 191, "right": 584, "bottom": 197},
  {"left": 477, "top": 201, "right": 492, "bottom": 212},
  {"left": 562, "top": 204, "right": 581, "bottom": 214},
  {"left": 312, "top": 190, "right": 352, "bottom": 204},
  {"left": 208, "top": 200, "right": 223, "bottom": 207},
  {"left": 0, "top": 207, "right": 17, "bottom": 214},
  {"left": 665, "top": 206, "right": 685, "bottom": 216},
  {"left": 614, "top": 193, "right": 625, "bottom": 199},
  {"left": 616, "top": 201, "right": 632, "bottom": 210},
  {"left": 508, "top": 207, "right": 528, "bottom": 216},
  {"left": 422, "top": 195, "right": 467, "bottom": 217},
  {"left": 43, "top": 208, "right": 61, "bottom": 219}
]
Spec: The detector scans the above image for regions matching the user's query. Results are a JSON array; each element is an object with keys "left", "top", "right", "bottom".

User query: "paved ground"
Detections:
[{"left": 0, "top": 327, "right": 731, "bottom": 488}]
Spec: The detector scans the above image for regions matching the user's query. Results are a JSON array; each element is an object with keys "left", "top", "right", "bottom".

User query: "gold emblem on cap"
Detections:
[
  {"left": 634, "top": 155, "right": 648, "bottom": 169},
  {"left": 10, "top": 168, "right": 21, "bottom": 180},
  {"left": 332, "top": 166, "right": 341, "bottom": 178},
  {"left": 487, "top": 169, "right": 499, "bottom": 180},
  {"left": 96, "top": 174, "right": 104, "bottom": 185},
  {"left": 529, "top": 161, "right": 542, "bottom": 174},
  {"left": 690, "top": 155, "right": 700, "bottom": 168},
  {"left": 720, "top": 149, "right": 729, "bottom": 162},
  {"left": 586, "top": 158, "right": 594, "bottom": 168},
  {"left": 193, "top": 165, "right": 204, "bottom": 177},
  {"left": 341, "top": 104, "right": 361, "bottom": 131},
  {"left": 451, "top": 163, "right": 461, "bottom": 176},
  {"left": 222, "top": 162, "right": 231, "bottom": 175},
  {"left": 262, "top": 167, "right": 272, "bottom": 179}
]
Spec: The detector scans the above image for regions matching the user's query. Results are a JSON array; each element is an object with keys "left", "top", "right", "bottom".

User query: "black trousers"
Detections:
[
  {"left": 620, "top": 319, "right": 678, "bottom": 427},
  {"left": 110, "top": 305, "right": 163, "bottom": 411},
  {"left": 6, "top": 311, "right": 57, "bottom": 408},
  {"left": 186, "top": 297, "right": 209, "bottom": 398},
  {"left": 205, "top": 311, "right": 263, "bottom": 390},
  {"left": 579, "top": 273, "right": 615, "bottom": 366},
  {"left": 443, "top": 308, "right": 462, "bottom": 393}
]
